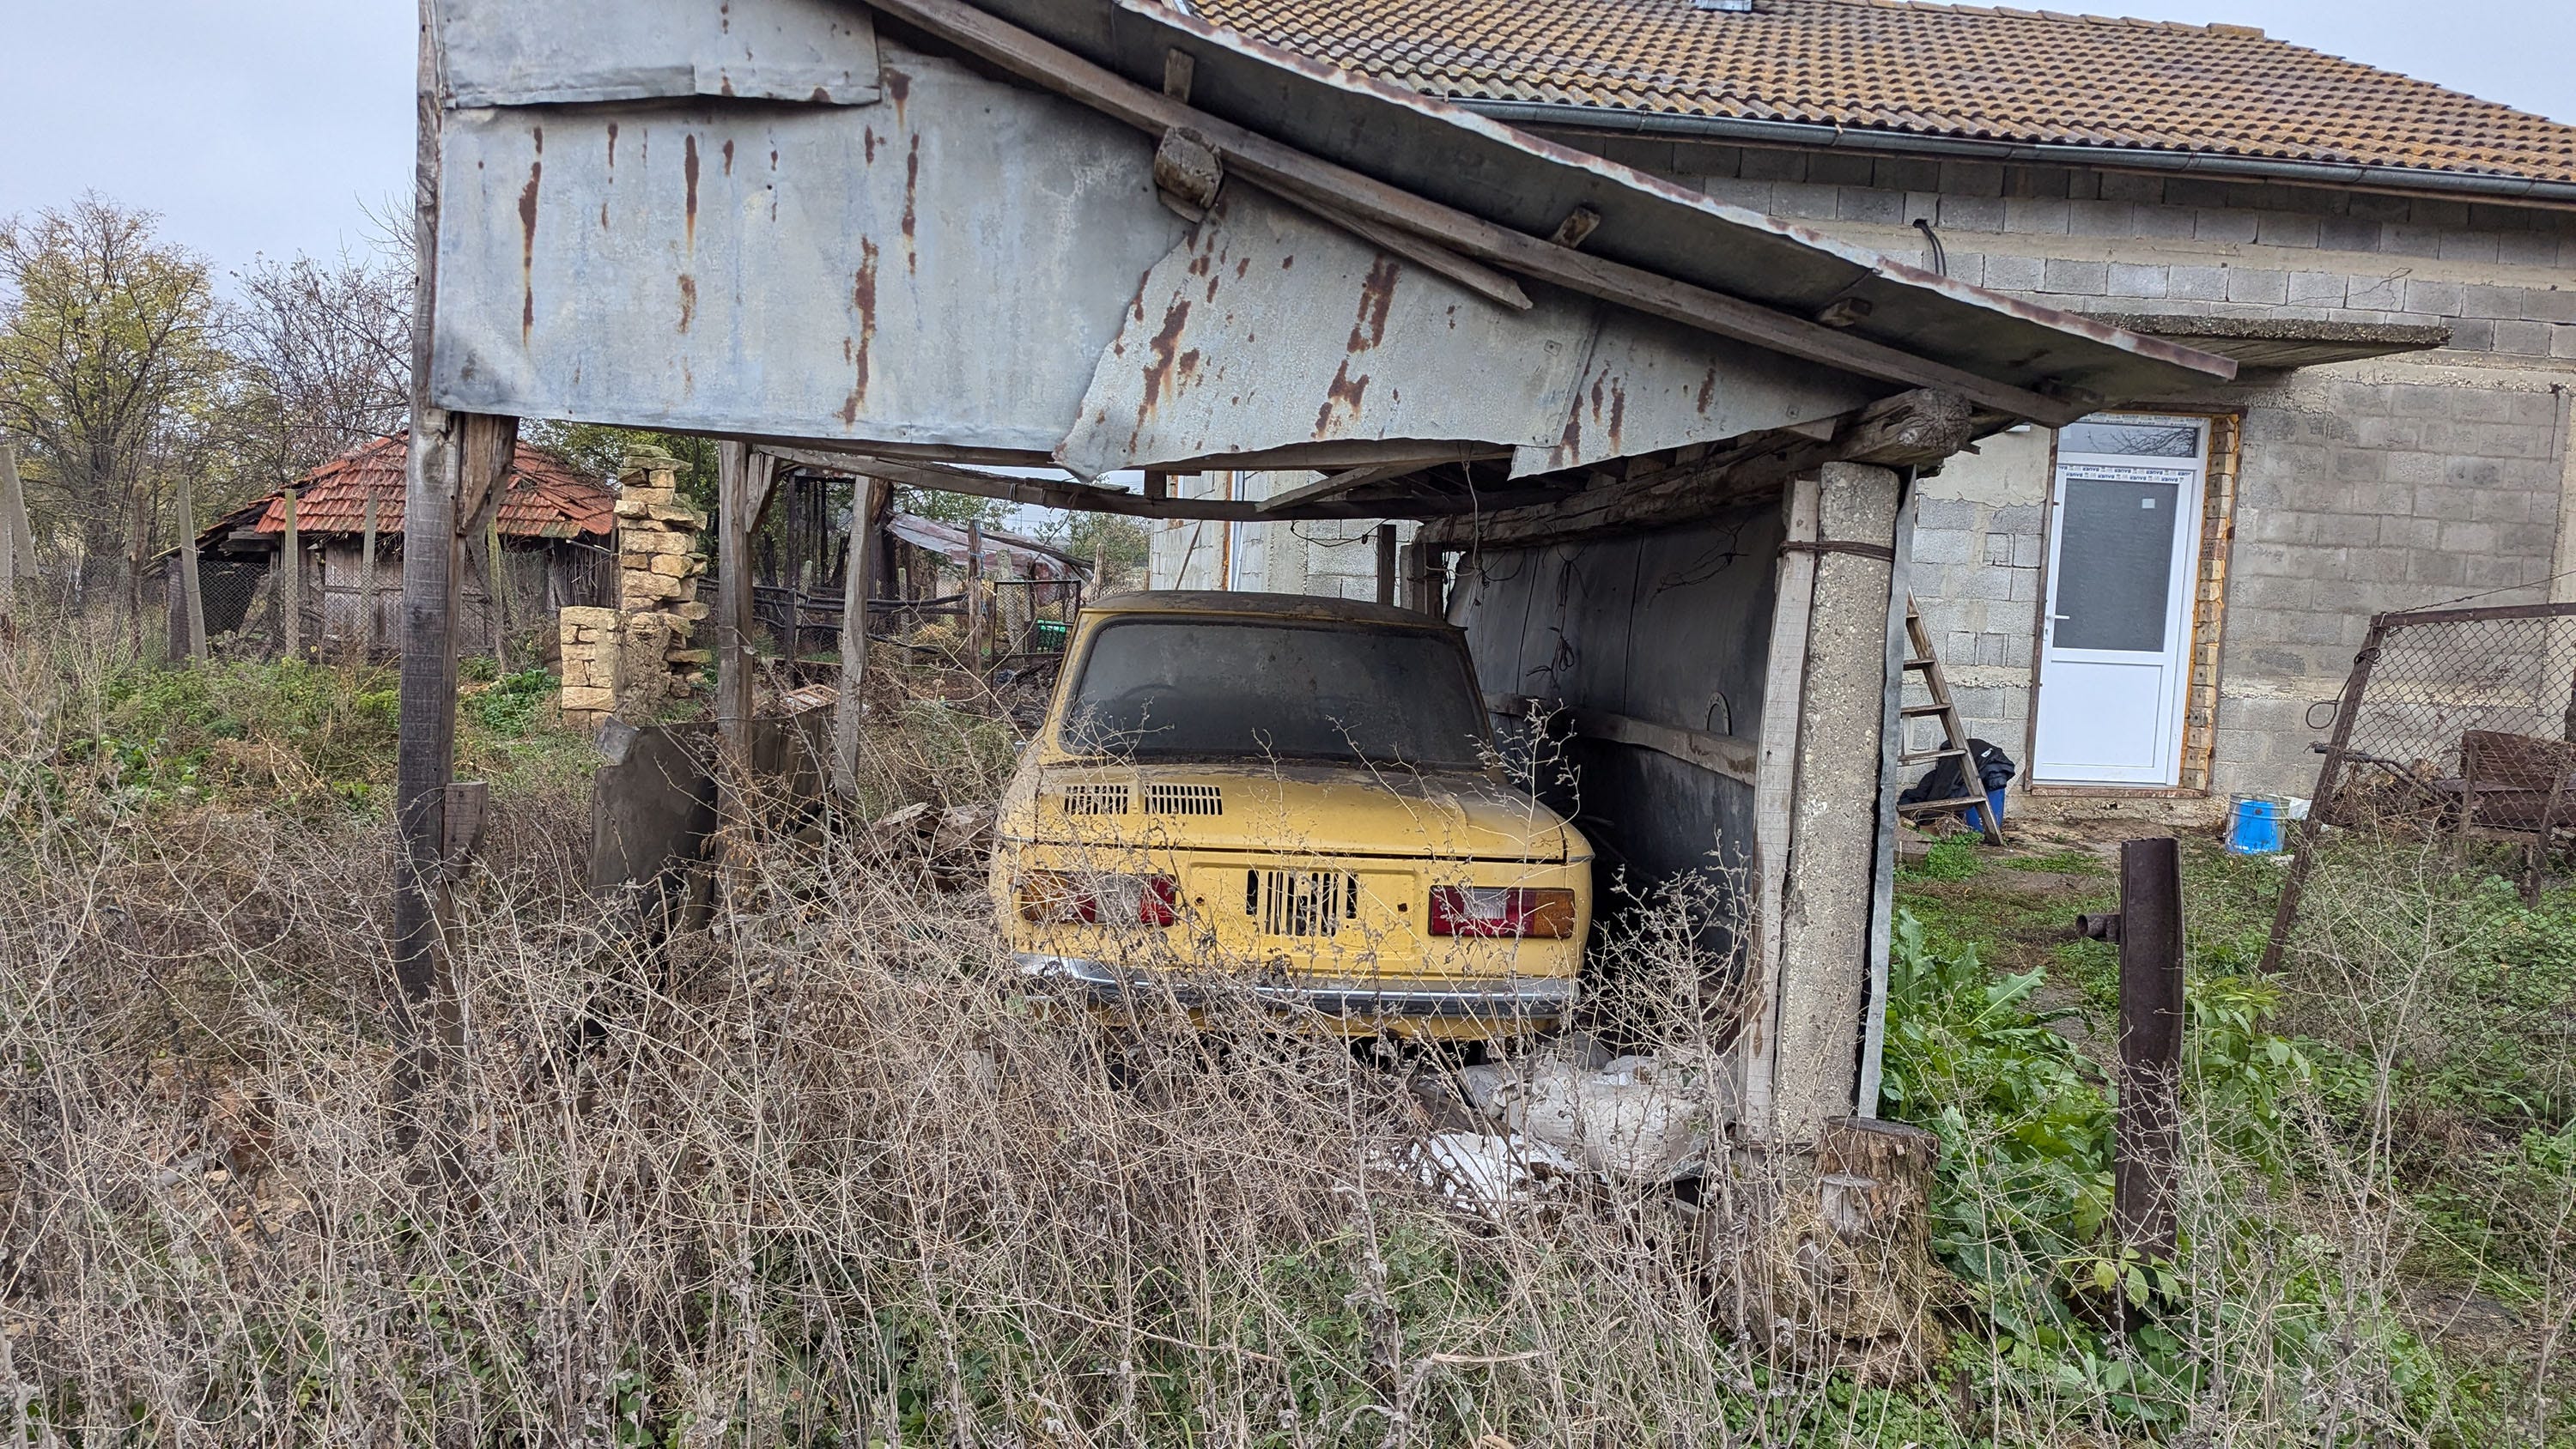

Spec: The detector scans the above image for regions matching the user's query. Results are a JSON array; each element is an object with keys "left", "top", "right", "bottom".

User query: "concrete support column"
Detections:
[{"left": 1771, "top": 461, "right": 1902, "bottom": 1143}]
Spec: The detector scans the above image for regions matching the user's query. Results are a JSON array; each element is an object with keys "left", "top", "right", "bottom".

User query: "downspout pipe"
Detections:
[{"left": 1451, "top": 100, "right": 2576, "bottom": 211}]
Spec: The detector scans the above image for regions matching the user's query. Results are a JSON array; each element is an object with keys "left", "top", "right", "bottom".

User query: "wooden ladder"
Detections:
[{"left": 1897, "top": 599, "right": 2005, "bottom": 845}]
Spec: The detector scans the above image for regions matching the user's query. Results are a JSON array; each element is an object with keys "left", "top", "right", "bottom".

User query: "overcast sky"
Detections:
[{"left": 1, "top": 0, "right": 2569, "bottom": 281}]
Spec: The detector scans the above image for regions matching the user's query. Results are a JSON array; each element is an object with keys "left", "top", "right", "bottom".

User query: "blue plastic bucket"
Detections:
[
  {"left": 2227, "top": 797, "right": 2285, "bottom": 854},
  {"left": 1962, "top": 787, "right": 2008, "bottom": 835}
]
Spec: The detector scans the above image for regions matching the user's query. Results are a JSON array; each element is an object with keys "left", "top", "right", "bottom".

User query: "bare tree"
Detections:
[{"left": 225, "top": 248, "right": 412, "bottom": 490}]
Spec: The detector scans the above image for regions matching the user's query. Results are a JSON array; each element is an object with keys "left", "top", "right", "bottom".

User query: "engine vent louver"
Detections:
[
  {"left": 1145, "top": 783, "right": 1224, "bottom": 816},
  {"left": 1056, "top": 783, "right": 1132, "bottom": 815},
  {"left": 1248, "top": 869, "right": 1359, "bottom": 937}
]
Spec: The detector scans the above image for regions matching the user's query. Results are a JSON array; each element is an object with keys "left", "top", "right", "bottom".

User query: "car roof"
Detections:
[{"left": 1083, "top": 590, "right": 1452, "bottom": 629}]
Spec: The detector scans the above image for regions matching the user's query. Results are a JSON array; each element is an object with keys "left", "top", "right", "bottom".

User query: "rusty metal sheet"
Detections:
[
  {"left": 971, "top": 0, "right": 2235, "bottom": 404},
  {"left": 428, "top": 0, "right": 2233, "bottom": 486},
  {"left": 430, "top": 42, "right": 1189, "bottom": 455},
  {"left": 1512, "top": 312, "right": 1883, "bottom": 478},
  {"left": 1054, "top": 186, "right": 1880, "bottom": 479},
  {"left": 440, "top": 0, "right": 881, "bottom": 106},
  {"left": 1056, "top": 186, "right": 1599, "bottom": 478}
]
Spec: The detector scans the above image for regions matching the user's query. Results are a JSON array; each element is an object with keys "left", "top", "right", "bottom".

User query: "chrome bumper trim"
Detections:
[{"left": 1013, "top": 953, "right": 1575, "bottom": 1021}]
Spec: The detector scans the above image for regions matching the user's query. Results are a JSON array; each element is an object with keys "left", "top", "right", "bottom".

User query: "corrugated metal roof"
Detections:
[
  {"left": 231, "top": 434, "right": 617, "bottom": 542},
  {"left": 883, "top": 511, "right": 1087, "bottom": 578},
  {"left": 1195, "top": 0, "right": 2576, "bottom": 186}
]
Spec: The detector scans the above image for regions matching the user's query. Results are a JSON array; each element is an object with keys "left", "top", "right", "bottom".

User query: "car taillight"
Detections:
[
  {"left": 1427, "top": 886, "right": 1577, "bottom": 939},
  {"left": 1016, "top": 871, "right": 1178, "bottom": 926}
]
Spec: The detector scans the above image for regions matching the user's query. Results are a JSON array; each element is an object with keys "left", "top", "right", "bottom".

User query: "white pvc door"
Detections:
[{"left": 2032, "top": 415, "right": 2208, "bottom": 786}]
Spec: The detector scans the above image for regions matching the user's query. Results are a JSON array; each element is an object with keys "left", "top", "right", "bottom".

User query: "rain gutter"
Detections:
[{"left": 1450, "top": 100, "right": 2576, "bottom": 211}]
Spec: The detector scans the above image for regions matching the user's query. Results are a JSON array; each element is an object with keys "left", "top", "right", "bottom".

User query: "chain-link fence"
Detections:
[{"left": 2266, "top": 601, "right": 2576, "bottom": 962}]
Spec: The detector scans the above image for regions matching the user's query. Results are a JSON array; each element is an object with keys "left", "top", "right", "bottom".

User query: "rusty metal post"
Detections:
[
  {"left": 2258, "top": 615, "right": 2390, "bottom": 974},
  {"left": 1375, "top": 523, "right": 1397, "bottom": 606},
  {"left": 2114, "top": 836, "right": 2184, "bottom": 1258}
]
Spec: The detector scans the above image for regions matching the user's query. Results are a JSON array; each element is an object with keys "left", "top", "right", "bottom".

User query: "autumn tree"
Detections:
[{"left": 0, "top": 196, "right": 226, "bottom": 615}]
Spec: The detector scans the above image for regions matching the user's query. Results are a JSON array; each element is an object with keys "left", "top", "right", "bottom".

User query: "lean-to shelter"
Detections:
[{"left": 397, "top": 0, "right": 2236, "bottom": 1143}]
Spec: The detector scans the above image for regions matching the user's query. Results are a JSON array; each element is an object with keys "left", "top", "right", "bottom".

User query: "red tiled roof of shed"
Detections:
[{"left": 240, "top": 433, "right": 616, "bottom": 541}]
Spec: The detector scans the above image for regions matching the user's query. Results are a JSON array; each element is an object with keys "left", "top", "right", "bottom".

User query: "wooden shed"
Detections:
[{"left": 188, "top": 433, "right": 617, "bottom": 656}]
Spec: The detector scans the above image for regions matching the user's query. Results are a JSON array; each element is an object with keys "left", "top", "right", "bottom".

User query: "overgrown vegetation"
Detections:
[
  {"left": 1898, "top": 823, "right": 2576, "bottom": 1443},
  {"left": 5, "top": 627, "right": 2574, "bottom": 1443}
]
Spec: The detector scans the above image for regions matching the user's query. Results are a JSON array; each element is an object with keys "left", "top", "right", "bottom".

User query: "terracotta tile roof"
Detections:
[
  {"left": 1194, "top": 0, "right": 2576, "bottom": 185},
  {"left": 237, "top": 433, "right": 617, "bottom": 541}
]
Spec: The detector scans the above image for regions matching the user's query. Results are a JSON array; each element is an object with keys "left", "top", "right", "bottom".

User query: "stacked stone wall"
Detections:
[{"left": 558, "top": 454, "right": 712, "bottom": 731}]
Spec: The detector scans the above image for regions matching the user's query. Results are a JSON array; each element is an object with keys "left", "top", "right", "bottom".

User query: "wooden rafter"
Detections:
[{"left": 756, "top": 445, "right": 1564, "bottom": 521}]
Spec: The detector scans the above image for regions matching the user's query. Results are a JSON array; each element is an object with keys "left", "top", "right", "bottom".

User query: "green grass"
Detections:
[
  {"left": 1902, "top": 833, "right": 1988, "bottom": 882},
  {"left": 1900, "top": 831, "right": 2576, "bottom": 1442}
]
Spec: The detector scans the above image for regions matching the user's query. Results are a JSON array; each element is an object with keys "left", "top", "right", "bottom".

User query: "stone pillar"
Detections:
[
  {"left": 1770, "top": 462, "right": 1902, "bottom": 1143},
  {"left": 558, "top": 452, "right": 711, "bottom": 733}
]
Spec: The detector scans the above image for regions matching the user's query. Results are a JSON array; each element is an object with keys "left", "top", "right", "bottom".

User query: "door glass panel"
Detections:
[
  {"left": 2055, "top": 477, "right": 2180, "bottom": 652},
  {"left": 2060, "top": 420, "right": 2201, "bottom": 458}
]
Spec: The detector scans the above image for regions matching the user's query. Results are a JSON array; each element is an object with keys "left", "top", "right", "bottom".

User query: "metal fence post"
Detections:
[
  {"left": 2113, "top": 836, "right": 2185, "bottom": 1259},
  {"left": 2257, "top": 614, "right": 2389, "bottom": 974}
]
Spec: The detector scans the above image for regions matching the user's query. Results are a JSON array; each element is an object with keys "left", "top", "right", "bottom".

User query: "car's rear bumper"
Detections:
[{"left": 1014, "top": 952, "right": 1575, "bottom": 1022}]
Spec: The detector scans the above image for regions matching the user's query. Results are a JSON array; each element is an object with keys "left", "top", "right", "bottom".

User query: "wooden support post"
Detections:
[
  {"left": 1374, "top": 523, "right": 1397, "bottom": 606},
  {"left": 176, "top": 475, "right": 207, "bottom": 664},
  {"left": 1398, "top": 540, "right": 1442, "bottom": 615},
  {"left": 715, "top": 442, "right": 777, "bottom": 752},
  {"left": 833, "top": 475, "right": 877, "bottom": 797},
  {"left": 487, "top": 518, "right": 508, "bottom": 670},
  {"left": 2113, "top": 836, "right": 2184, "bottom": 1259},
  {"left": 966, "top": 518, "right": 987, "bottom": 665},
  {"left": 392, "top": 415, "right": 513, "bottom": 1030},
  {"left": 484, "top": 514, "right": 507, "bottom": 669},
  {"left": 358, "top": 493, "right": 380, "bottom": 663},
  {"left": 0, "top": 441, "right": 19, "bottom": 609},
  {"left": 281, "top": 488, "right": 302, "bottom": 659},
  {"left": 788, "top": 559, "right": 808, "bottom": 663}
]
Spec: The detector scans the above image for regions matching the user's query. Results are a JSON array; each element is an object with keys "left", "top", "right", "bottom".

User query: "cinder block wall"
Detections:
[
  {"left": 1145, "top": 472, "right": 1416, "bottom": 600},
  {"left": 1566, "top": 133, "right": 2576, "bottom": 800}
]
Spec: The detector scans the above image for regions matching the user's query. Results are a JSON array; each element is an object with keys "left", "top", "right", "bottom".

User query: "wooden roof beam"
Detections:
[
  {"left": 1424, "top": 388, "right": 1973, "bottom": 549},
  {"left": 756, "top": 445, "right": 1568, "bottom": 521}
]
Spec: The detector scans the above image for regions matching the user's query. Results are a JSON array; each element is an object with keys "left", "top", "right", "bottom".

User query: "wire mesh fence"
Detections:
[
  {"left": 2312, "top": 604, "right": 2576, "bottom": 833},
  {"left": 990, "top": 578, "right": 1082, "bottom": 659},
  {"left": 2266, "top": 601, "right": 2576, "bottom": 963}
]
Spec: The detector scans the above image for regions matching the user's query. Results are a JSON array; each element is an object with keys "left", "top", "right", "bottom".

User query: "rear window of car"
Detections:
[{"left": 1061, "top": 618, "right": 1490, "bottom": 769}]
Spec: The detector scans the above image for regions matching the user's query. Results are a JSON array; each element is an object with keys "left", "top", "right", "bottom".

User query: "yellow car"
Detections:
[{"left": 991, "top": 591, "right": 1593, "bottom": 1039}]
